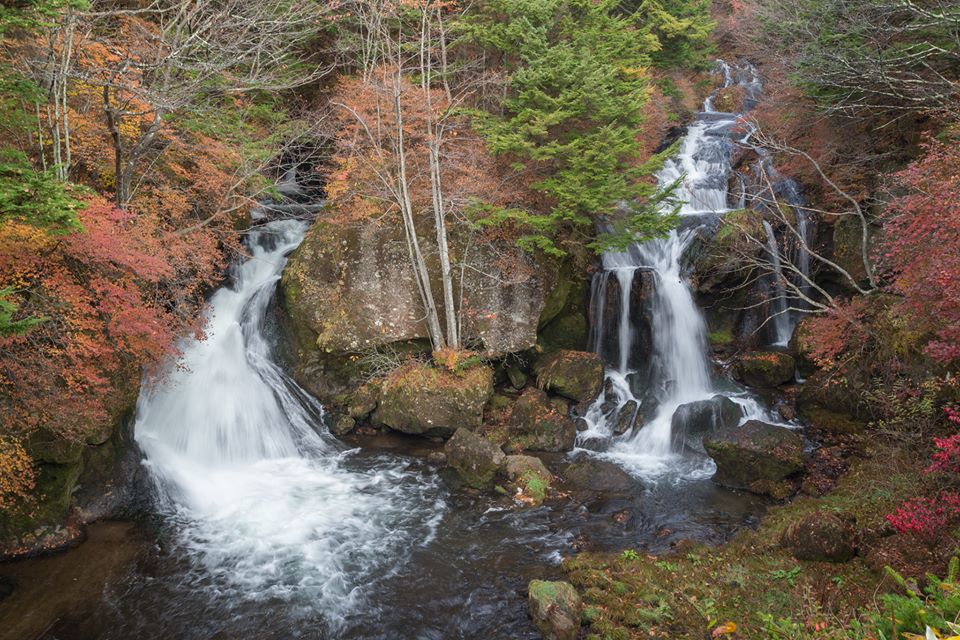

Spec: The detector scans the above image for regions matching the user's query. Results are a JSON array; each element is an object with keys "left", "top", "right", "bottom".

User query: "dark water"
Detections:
[{"left": 0, "top": 431, "right": 765, "bottom": 640}]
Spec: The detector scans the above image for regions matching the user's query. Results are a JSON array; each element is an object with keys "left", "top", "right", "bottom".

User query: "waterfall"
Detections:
[
  {"left": 134, "top": 218, "right": 442, "bottom": 628},
  {"left": 578, "top": 61, "right": 793, "bottom": 480},
  {"left": 763, "top": 220, "right": 792, "bottom": 346}
]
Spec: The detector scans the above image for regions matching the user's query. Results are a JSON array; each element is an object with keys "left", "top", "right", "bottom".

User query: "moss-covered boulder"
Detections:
[
  {"left": 348, "top": 383, "right": 380, "bottom": 420},
  {"left": 503, "top": 455, "right": 554, "bottom": 506},
  {"left": 832, "top": 214, "right": 874, "bottom": 288},
  {"left": 372, "top": 363, "right": 493, "bottom": 437},
  {"left": 561, "top": 459, "right": 634, "bottom": 494},
  {"left": 796, "top": 370, "right": 869, "bottom": 434},
  {"left": 444, "top": 428, "right": 506, "bottom": 489},
  {"left": 789, "top": 316, "right": 820, "bottom": 378},
  {"left": 734, "top": 351, "right": 796, "bottom": 388},
  {"left": 534, "top": 350, "right": 604, "bottom": 403},
  {"left": 779, "top": 511, "right": 856, "bottom": 562},
  {"left": 508, "top": 388, "right": 577, "bottom": 452},
  {"left": 528, "top": 580, "right": 582, "bottom": 640},
  {"left": 693, "top": 208, "right": 765, "bottom": 295},
  {"left": 671, "top": 395, "right": 743, "bottom": 453},
  {"left": 704, "top": 420, "right": 804, "bottom": 496}
]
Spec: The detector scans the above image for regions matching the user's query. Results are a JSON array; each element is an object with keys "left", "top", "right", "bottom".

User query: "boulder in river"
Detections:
[
  {"left": 372, "top": 363, "right": 493, "bottom": 437},
  {"left": 779, "top": 511, "right": 856, "bottom": 563},
  {"left": 508, "top": 388, "right": 578, "bottom": 452},
  {"left": 612, "top": 400, "right": 640, "bottom": 436},
  {"left": 503, "top": 455, "right": 554, "bottom": 506},
  {"left": 734, "top": 351, "right": 795, "bottom": 388},
  {"left": 534, "top": 350, "right": 604, "bottom": 403},
  {"left": 561, "top": 459, "right": 634, "bottom": 494},
  {"left": 528, "top": 580, "right": 581, "bottom": 640},
  {"left": 444, "top": 428, "right": 506, "bottom": 489},
  {"left": 671, "top": 395, "right": 743, "bottom": 453},
  {"left": 704, "top": 420, "right": 804, "bottom": 496}
]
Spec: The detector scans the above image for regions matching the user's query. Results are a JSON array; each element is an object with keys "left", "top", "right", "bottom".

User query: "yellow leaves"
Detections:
[
  {"left": 711, "top": 621, "right": 736, "bottom": 637},
  {"left": 621, "top": 65, "right": 650, "bottom": 80}
]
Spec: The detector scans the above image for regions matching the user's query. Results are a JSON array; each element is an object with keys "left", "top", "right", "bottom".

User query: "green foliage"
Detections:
[
  {"left": 621, "top": 549, "right": 641, "bottom": 561},
  {"left": 617, "top": 0, "right": 715, "bottom": 68},
  {"left": 0, "top": 150, "right": 85, "bottom": 233},
  {"left": 0, "top": 287, "right": 44, "bottom": 336},
  {"left": 872, "top": 560, "right": 960, "bottom": 639},
  {"left": 460, "top": 0, "right": 703, "bottom": 255},
  {"left": 769, "top": 566, "right": 802, "bottom": 587},
  {"left": 0, "top": 0, "right": 89, "bottom": 35}
]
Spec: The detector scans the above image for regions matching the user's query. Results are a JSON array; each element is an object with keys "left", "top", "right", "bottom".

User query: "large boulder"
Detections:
[
  {"left": 692, "top": 208, "right": 765, "bottom": 295},
  {"left": 281, "top": 217, "right": 562, "bottom": 359},
  {"left": 534, "top": 350, "right": 604, "bottom": 403},
  {"left": 508, "top": 388, "right": 577, "bottom": 452},
  {"left": 779, "top": 511, "right": 857, "bottom": 563},
  {"left": 372, "top": 363, "right": 493, "bottom": 437},
  {"left": 796, "top": 370, "right": 870, "bottom": 435},
  {"left": 671, "top": 395, "right": 743, "bottom": 453},
  {"left": 444, "top": 428, "right": 506, "bottom": 489},
  {"left": 528, "top": 580, "right": 582, "bottom": 640},
  {"left": 503, "top": 455, "right": 554, "bottom": 506},
  {"left": 704, "top": 420, "right": 804, "bottom": 496},
  {"left": 734, "top": 351, "right": 795, "bottom": 388},
  {"left": 612, "top": 400, "right": 640, "bottom": 436}
]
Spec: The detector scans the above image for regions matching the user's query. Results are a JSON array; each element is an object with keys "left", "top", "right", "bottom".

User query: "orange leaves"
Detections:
[{"left": 0, "top": 437, "right": 35, "bottom": 513}]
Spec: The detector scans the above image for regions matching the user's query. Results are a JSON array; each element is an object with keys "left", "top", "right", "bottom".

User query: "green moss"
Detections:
[{"left": 707, "top": 330, "right": 733, "bottom": 347}]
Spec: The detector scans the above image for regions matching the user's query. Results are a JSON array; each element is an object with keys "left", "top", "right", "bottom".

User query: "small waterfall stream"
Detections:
[{"left": 578, "top": 61, "right": 797, "bottom": 480}]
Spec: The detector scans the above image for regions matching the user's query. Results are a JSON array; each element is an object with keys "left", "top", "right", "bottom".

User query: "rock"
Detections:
[
  {"left": 503, "top": 455, "right": 554, "bottom": 506},
  {"left": 693, "top": 208, "right": 765, "bottom": 295},
  {"left": 528, "top": 580, "right": 581, "bottom": 640},
  {"left": 575, "top": 418, "right": 590, "bottom": 432},
  {"left": 779, "top": 511, "right": 856, "bottom": 562},
  {"left": 612, "top": 400, "right": 640, "bottom": 436},
  {"left": 704, "top": 420, "right": 804, "bottom": 495},
  {"left": 534, "top": 350, "right": 604, "bottom": 403},
  {"left": 777, "top": 404, "right": 796, "bottom": 422},
  {"left": 796, "top": 370, "right": 869, "bottom": 434},
  {"left": 331, "top": 415, "right": 356, "bottom": 436},
  {"left": 734, "top": 351, "right": 795, "bottom": 388},
  {"left": 348, "top": 384, "right": 379, "bottom": 420},
  {"left": 506, "top": 366, "right": 529, "bottom": 390},
  {"left": 562, "top": 459, "right": 634, "bottom": 493},
  {"left": 444, "top": 428, "right": 506, "bottom": 489},
  {"left": 372, "top": 363, "right": 493, "bottom": 437},
  {"left": 538, "top": 312, "right": 589, "bottom": 353},
  {"left": 789, "top": 317, "right": 819, "bottom": 378},
  {"left": 509, "top": 388, "right": 577, "bottom": 452},
  {"left": 670, "top": 395, "right": 743, "bottom": 453},
  {"left": 281, "top": 215, "right": 562, "bottom": 358}
]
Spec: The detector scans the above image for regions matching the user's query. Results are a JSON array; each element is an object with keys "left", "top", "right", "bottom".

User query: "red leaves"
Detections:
[
  {"left": 885, "top": 492, "right": 960, "bottom": 543},
  {"left": 880, "top": 132, "right": 960, "bottom": 365}
]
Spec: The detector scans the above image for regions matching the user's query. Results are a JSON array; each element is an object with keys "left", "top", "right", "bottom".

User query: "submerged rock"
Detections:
[
  {"left": 372, "top": 363, "right": 493, "bottom": 437},
  {"left": 704, "top": 420, "right": 803, "bottom": 496},
  {"left": 444, "top": 428, "right": 506, "bottom": 489},
  {"left": 779, "top": 511, "right": 856, "bottom": 562},
  {"left": 534, "top": 350, "right": 604, "bottom": 403},
  {"left": 670, "top": 395, "right": 743, "bottom": 453},
  {"left": 528, "top": 580, "right": 581, "bottom": 640},
  {"left": 734, "top": 351, "right": 795, "bottom": 388},
  {"left": 508, "top": 388, "right": 577, "bottom": 452}
]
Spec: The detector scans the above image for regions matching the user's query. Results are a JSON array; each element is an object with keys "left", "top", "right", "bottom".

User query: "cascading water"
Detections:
[
  {"left": 577, "top": 61, "right": 795, "bottom": 480},
  {"left": 763, "top": 219, "right": 793, "bottom": 346},
  {"left": 134, "top": 218, "right": 443, "bottom": 630}
]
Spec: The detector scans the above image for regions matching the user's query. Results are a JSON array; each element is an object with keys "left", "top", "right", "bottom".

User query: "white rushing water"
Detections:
[
  {"left": 577, "top": 61, "right": 793, "bottom": 481},
  {"left": 134, "top": 219, "right": 443, "bottom": 629}
]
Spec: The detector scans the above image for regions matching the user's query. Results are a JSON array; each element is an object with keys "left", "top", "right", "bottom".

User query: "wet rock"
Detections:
[
  {"left": 372, "top": 363, "right": 493, "bottom": 437},
  {"left": 734, "top": 351, "right": 795, "bottom": 388},
  {"left": 777, "top": 404, "right": 796, "bottom": 422},
  {"left": 704, "top": 420, "right": 804, "bottom": 496},
  {"left": 575, "top": 418, "right": 590, "bottom": 432},
  {"left": 534, "top": 350, "right": 604, "bottom": 403},
  {"left": 692, "top": 208, "right": 765, "bottom": 296},
  {"left": 561, "top": 459, "right": 633, "bottom": 493},
  {"left": 508, "top": 388, "right": 577, "bottom": 452},
  {"left": 444, "top": 428, "right": 506, "bottom": 489},
  {"left": 670, "top": 395, "right": 743, "bottom": 453},
  {"left": 779, "top": 511, "right": 856, "bottom": 562},
  {"left": 331, "top": 415, "right": 356, "bottom": 436},
  {"left": 528, "top": 580, "right": 581, "bottom": 640},
  {"left": 612, "top": 400, "right": 640, "bottom": 436},
  {"left": 503, "top": 455, "right": 554, "bottom": 506},
  {"left": 789, "top": 317, "right": 819, "bottom": 378}
]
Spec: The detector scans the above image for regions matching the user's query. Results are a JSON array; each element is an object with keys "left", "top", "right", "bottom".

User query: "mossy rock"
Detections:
[
  {"left": 528, "top": 580, "right": 582, "bottom": 640},
  {"left": 832, "top": 214, "right": 874, "bottom": 288},
  {"left": 444, "top": 428, "right": 506, "bottom": 490},
  {"left": 348, "top": 383, "right": 380, "bottom": 420},
  {"left": 693, "top": 208, "right": 765, "bottom": 294},
  {"left": 704, "top": 420, "right": 804, "bottom": 495},
  {"left": 538, "top": 312, "right": 589, "bottom": 354},
  {"left": 372, "top": 363, "right": 493, "bottom": 437},
  {"left": 508, "top": 388, "right": 577, "bottom": 452},
  {"left": 735, "top": 351, "right": 796, "bottom": 388},
  {"left": 779, "top": 511, "right": 856, "bottom": 562},
  {"left": 796, "top": 370, "right": 869, "bottom": 434},
  {"left": 503, "top": 455, "right": 554, "bottom": 506},
  {"left": 534, "top": 350, "right": 604, "bottom": 403}
]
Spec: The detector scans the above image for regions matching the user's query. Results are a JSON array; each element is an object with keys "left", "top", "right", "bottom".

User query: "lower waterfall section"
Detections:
[{"left": 134, "top": 219, "right": 444, "bottom": 629}]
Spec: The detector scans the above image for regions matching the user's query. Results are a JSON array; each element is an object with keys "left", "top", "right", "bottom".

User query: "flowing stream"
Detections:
[{"left": 577, "top": 61, "right": 794, "bottom": 480}]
